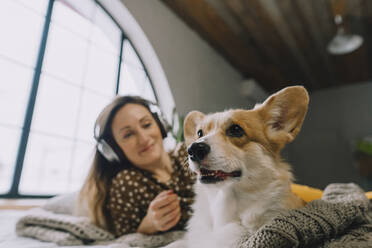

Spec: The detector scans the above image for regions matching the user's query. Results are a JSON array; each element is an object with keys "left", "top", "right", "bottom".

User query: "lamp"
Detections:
[{"left": 327, "top": 15, "right": 363, "bottom": 55}]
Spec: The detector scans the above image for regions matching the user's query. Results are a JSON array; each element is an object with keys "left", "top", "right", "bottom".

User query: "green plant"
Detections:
[{"left": 357, "top": 138, "right": 372, "bottom": 156}]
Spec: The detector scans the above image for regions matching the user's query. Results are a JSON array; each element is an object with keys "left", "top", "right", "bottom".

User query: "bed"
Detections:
[
  {"left": 0, "top": 208, "right": 185, "bottom": 248},
  {"left": 1, "top": 183, "right": 372, "bottom": 248},
  {"left": 0, "top": 209, "right": 68, "bottom": 248}
]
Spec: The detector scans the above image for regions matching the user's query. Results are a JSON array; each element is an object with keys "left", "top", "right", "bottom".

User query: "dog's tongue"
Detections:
[
  {"left": 199, "top": 168, "right": 241, "bottom": 183},
  {"left": 215, "top": 170, "right": 235, "bottom": 179}
]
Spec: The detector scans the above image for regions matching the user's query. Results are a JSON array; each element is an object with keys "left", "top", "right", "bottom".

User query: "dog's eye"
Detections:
[
  {"left": 226, "top": 124, "right": 245, "bottom": 137},
  {"left": 197, "top": 129, "right": 203, "bottom": 138}
]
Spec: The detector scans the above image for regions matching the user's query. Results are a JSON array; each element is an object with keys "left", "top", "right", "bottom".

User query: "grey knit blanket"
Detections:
[
  {"left": 238, "top": 183, "right": 372, "bottom": 248},
  {"left": 15, "top": 183, "right": 372, "bottom": 247},
  {"left": 15, "top": 192, "right": 184, "bottom": 247}
]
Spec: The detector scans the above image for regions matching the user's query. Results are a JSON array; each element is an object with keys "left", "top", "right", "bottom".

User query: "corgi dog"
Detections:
[{"left": 183, "top": 86, "right": 309, "bottom": 248}]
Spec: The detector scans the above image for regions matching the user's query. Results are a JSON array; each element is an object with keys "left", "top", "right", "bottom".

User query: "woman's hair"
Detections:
[{"left": 78, "top": 95, "right": 167, "bottom": 231}]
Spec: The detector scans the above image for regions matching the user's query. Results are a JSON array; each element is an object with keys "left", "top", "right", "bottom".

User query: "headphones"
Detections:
[{"left": 94, "top": 97, "right": 171, "bottom": 163}]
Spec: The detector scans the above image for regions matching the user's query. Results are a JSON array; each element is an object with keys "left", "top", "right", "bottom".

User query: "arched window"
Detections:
[{"left": 0, "top": 0, "right": 159, "bottom": 197}]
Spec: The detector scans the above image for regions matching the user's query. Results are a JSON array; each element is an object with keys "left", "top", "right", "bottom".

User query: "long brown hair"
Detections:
[{"left": 78, "top": 96, "right": 167, "bottom": 231}]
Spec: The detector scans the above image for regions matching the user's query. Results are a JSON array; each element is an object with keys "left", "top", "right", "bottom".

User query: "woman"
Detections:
[{"left": 77, "top": 96, "right": 195, "bottom": 236}]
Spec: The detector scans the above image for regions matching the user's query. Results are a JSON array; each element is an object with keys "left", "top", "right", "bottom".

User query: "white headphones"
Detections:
[
  {"left": 94, "top": 97, "right": 171, "bottom": 163},
  {"left": 95, "top": 125, "right": 121, "bottom": 163}
]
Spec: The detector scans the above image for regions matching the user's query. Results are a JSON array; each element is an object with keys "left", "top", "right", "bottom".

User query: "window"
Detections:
[
  {"left": 118, "top": 40, "right": 156, "bottom": 102},
  {"left": 0, "top": 0, "right": 158, "bottom": 197}
]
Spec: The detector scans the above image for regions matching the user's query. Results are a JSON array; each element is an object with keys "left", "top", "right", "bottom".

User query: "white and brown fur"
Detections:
[{"left": 182, "top": 86, "right": 309, "bottom": 248}]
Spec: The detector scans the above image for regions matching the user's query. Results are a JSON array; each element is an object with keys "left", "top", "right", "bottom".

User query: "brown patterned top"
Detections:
[{"left": 107, "top": 143, "right": 196, "bottom": 237}]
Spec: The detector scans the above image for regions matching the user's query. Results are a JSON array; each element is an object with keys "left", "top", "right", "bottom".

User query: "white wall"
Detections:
[
  {"left": 119, "top": 0, "right": 251, "bottom": 116},
  {"left": 286, "top": 82, "right": 372, "bottom": 189}
]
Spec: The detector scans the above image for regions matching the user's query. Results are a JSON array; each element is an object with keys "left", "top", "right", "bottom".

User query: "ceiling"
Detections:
[{"left": 161, "top": 0, "right": 372, "bottom": 93}]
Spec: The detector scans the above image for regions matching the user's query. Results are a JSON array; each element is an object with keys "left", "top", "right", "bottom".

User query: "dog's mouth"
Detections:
[{"left": 199, "top": 168, "right": 241, "bottom": 184}]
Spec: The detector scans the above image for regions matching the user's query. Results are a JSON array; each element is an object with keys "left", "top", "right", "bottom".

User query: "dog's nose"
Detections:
[{"left": 188, "top": 142, "right": 210, "bottom": 162}]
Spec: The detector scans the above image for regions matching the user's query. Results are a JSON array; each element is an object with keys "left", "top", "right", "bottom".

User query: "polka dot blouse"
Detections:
[{"left": 107, "top": 143, "right": 196, "bottom": 237}]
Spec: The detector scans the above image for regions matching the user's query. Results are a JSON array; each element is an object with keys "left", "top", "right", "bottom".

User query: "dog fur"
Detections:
[{"left": 182, "top": 86, "right": 309, "bottom": 248}]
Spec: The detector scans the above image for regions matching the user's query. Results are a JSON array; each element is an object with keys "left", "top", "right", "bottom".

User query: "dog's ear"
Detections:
[
  {"left": 183, "top": 111, "right": 205, "bottom": 146},
  {"left": 257, "top": 86, "right": 309, "bottom": 149}
]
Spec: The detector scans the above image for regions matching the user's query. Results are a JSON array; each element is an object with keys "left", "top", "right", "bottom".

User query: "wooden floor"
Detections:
[{"left": 0, "top": 199, "right": 47, "bottom": 210}]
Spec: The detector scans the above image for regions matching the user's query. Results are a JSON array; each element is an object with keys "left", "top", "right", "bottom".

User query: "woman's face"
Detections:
[{"left": 111, "top": 103, "right": 165, "bottom": 171}]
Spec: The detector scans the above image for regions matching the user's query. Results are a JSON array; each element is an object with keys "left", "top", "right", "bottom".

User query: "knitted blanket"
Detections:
[
  {"left": 15, "top": 183, "right": 372, "bottom": 247},
  {"left": 238, "top": 183, "right": 372, "bottom": 248},
  {"left": 15, "top": 192, "right": 184, "bottom": 247}
]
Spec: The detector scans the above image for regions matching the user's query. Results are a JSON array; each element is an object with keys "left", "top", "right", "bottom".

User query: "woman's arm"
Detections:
[
  {"left": 136, "top": 212, "right": 158, "bottom": 234},
  {"left": 137, "top": 190, "right": 181, "bottom": 234}
]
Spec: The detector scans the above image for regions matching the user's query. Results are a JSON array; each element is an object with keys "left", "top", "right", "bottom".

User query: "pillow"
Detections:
[
  {"left": 291, "top": 184, "right": 323, "bottom": 203},
  {"left": 291, "top": 183, "right": 372, "bottom": 202}
]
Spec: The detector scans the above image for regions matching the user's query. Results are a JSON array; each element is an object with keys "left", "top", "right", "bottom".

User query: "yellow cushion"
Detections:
[
  {"left": 291, "top": 184, "right": 372, "bottom": 202},
  {"left": 291, "top": 184, "right": 323, "bottom": 202},
  {"left": 366, "top": 191, "right": 372, "bottom": 199}
]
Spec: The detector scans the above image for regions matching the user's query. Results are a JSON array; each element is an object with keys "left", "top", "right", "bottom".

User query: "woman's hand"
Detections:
[{"left": 137, "top": 190, "right": 181, "bottom": 234}]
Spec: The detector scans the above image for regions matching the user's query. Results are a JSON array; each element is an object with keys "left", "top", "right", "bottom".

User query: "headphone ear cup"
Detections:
[{"left": 97, "top": 139, "right": 120, "bottom": 162}]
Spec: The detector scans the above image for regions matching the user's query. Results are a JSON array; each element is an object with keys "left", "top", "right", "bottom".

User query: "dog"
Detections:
[{"left": 182, "top": 86, "right": 309, "bottom": 248}]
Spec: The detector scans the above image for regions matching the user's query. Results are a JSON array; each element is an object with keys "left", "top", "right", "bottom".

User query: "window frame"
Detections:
[{"left": 0, "top": 0, "right": 158, "bottom": 199}]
